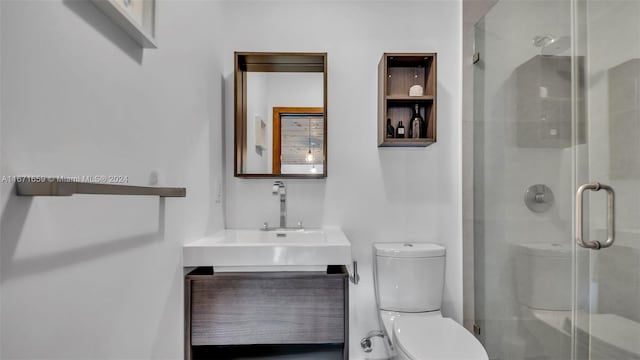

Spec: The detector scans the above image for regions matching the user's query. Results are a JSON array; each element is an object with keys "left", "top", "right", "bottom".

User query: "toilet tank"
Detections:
[
  {"left": 514, "top": 243, "right": 572, "bottom": 310},
  {"left": 374, "top": 243, "right": 445, "bottom": 312}
]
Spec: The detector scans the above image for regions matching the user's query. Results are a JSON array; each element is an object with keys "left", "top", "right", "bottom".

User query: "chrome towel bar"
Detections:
[{"left": 15, "top": 177, "right": 186, "bottom": 198}]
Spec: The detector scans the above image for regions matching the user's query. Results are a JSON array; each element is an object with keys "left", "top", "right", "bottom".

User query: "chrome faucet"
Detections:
[{"left": 272, "top": 181, "right": 286, "bottom": 228}]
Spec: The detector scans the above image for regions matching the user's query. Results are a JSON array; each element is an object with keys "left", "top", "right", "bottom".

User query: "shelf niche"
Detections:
[{"left": 378, "top": 53, "right": 437, "bottom": 147}]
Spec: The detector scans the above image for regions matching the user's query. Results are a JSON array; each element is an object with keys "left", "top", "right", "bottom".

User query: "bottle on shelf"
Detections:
[
  {"left": 386, "top": 118, "right": 395, "bottom": 138},
  {"left": 396, "top": 121, "right": 405, "bottom": 138},
  {"left": 420, "top": 107, "right": 428, "bottom": 138},
  {"left": 408, "top": 103, "right": 427, "bottom": 139}
]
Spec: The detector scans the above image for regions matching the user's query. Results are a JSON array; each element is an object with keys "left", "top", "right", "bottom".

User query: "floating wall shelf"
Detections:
[
  {"left": 15, "top": 177, "right": 186, "bottom": 198},
  {"left": 378, "top": 53, "right": 438, "bottom": 147}
]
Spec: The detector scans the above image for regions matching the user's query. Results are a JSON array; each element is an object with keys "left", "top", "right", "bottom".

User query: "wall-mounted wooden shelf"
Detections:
[
  {"left": 385, "top": 95, "right": 434, "bottom": 101},
  {"left": 15, "top": 177, "right": 185, "bottom": 198},
  {"left": 378, "top": 53, "right": 437, "bottom": 147}
]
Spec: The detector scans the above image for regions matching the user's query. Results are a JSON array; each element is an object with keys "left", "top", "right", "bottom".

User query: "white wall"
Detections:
[
  {"left": 0, "top": 2, "right": 3, "bottom": 357},
  {"left": 220, "top": 1, "right": 463, "bottom": 358},
  {"left": 0, "top": 1, "right": 224, "bottom": 358}
]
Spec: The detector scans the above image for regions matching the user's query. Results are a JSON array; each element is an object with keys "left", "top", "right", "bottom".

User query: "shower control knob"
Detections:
[{"left": 524, "top": 184, "right": 554, "bottom": 213}]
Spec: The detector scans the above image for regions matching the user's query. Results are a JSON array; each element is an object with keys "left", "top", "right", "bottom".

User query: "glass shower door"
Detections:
[
  {"left": 473, "top": 1, "right": 576, "bottom": 359},
  {"left": 573, "top": 0, "right": 640, "bottom": 359},
  {"left": 473, "top": 0, "right": 640, "bottom": 359}
]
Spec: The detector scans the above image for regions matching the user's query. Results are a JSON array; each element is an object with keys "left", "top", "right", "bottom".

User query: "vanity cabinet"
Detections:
[
  {"left": 378, "top": 53, "right": 437, "bottom": 147},
  {"left": 184, "top": 266, "right": 349, "bottom": 360}
]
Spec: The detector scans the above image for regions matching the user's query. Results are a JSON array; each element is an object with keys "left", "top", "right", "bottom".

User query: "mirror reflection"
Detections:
[
  {"left": 235, "top": 52, "right": 327, "bottom": 178},
  {"left": 244, "top": 72, "right": 324, "bottom": 175},
  {"left": 273, "top": 107, "right": 324, "bottom": 174}
]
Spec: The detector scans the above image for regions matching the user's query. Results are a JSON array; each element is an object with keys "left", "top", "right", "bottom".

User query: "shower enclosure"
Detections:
[{"left": 471, "top": 0, "right": 640, "bottom": 359}]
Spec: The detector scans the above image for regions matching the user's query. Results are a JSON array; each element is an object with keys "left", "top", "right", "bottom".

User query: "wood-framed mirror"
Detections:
[{"left": 234, "top": 52, "right": 328, "bottom": 178}]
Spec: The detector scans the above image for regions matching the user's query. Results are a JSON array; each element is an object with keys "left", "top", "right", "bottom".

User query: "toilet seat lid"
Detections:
[{"left": 394, "top": 316, "right": 488, "bottom": 360}]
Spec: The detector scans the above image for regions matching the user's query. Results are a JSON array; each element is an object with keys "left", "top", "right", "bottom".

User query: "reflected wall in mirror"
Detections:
[
  {"left": 235, "top": 52, "right": 327, "bottom": 178},
  {"left": 244, "top": 72, "right": 324, "bottom": 174}
]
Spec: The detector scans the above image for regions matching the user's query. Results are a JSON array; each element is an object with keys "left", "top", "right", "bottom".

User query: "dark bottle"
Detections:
[
  {"left": 408, "top": 104, "right": 424, "bottom": 139},
  {"left": 396, "top": 121, "right": 405, "bottom": 138},
  {"left": 386, "top": 118, "right": 395, "bottom": 138}
]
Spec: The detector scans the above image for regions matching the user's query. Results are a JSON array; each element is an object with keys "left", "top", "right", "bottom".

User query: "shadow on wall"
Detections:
[
  {"left": 63, "top": 0, "right": 143, "bottom": 64},
  {"left": 0, "top": 185, "right": 166, "bottom": 284},
  {"left": 377, "top": 86, "right": 452, "bottom": 206}
]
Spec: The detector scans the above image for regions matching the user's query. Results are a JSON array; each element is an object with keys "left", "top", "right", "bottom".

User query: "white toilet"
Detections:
[{"left": 374, "top": 243, "right": 488, "bottom": 360}]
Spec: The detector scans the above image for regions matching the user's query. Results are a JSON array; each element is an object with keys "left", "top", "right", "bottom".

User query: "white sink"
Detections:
[{"left": 182, "top": 226, "right": 351, "bottom": 272}]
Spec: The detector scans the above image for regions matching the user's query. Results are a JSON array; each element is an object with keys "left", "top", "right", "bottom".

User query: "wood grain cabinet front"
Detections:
[{"left": 184, "top": 267, "right": 349, "bottom": 359}]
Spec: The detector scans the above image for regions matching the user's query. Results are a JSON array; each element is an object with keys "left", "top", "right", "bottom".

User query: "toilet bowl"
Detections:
[
  {"left": 377, "top": 310, "right": 488, "bottom": 360},
  {"left": 374, "top": 243, "right": 488, "bottom": 360}
]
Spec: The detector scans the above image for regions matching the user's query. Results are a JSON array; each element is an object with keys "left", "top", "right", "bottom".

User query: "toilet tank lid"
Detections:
[{"left": 375, "top": 243, "right": 445, "bottom": 258}]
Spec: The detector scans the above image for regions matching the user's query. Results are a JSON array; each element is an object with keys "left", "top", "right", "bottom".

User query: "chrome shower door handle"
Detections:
[{"left": 576, "top": 182, "right": 615, "bottom": 250}]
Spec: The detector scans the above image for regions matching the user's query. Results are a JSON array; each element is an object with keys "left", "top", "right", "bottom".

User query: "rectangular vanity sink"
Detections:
[
  {"left": 183, "top": 226, "right": 351, "bottom": 271},
  {"left": 216, "top": 228, "right": 326, "bottom": 243}
]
